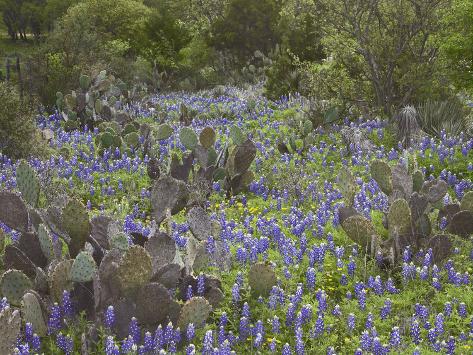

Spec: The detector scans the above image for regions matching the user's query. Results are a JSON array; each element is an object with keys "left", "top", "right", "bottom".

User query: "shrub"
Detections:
[
  {"left": 0, "top": 82, "right": 44, "bottom": 159},
  {"left": 417, "top": 99, "right": 470, "bottom": 138}
]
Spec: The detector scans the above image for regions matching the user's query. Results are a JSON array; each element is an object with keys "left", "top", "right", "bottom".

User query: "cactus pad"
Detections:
[
  {"left": 151, "top": 263, "right": 181, "bottom": 289},
  {"left": 341, "top": 215, "right": 379, "bottom": 253},
  {"left": 135, "top": 282, "right": 171, "bottom": 325},
  {"left": 228, "top": 139, "right": 257, "bottom": 177},
  {"left": 16, "top": 161, "right": 40, "bottom": 207},
  {"left": 156, "top": 124, "right": 174, "bottom": 140},
  {"left": 38, "top": 224, "right": 55, "bottom": 261},
  {"left": 229, "top": 126, "right": 245, "bottom": 145},
  {"left": 90, "top": 215, "right": 113, "bottom": 249},
  {"left": 447, "top": 210, "right": 473, "bottom": 238},
  {"left": 422, "top": 179, "right": 448, "bottom": 203},
  {"left": 62, "top": 199, "right": 91, "bottom": 257},
  {"left": 460, "top": 191, "right": 473, "bottom": 213},
  {"left": 391, "top": 164, "right": 413, "bottom": 198},
  {"left": 79, "top": 74, "right": 91, "bottom": 90},
  {"left": 22, "top": 292, "right": 47, "bottom": 336},
  {"left": 109, "top": 232, "right": 129, "bottom": 251},
  {"left": 180, "top": 127, "right": 199, "bottom": 150},
  {"left": 144, "top": 232, "right": 177, "bottom": 273},
  {"left": 3, "top": 245, "right": 36, "bottom": 278},
  {"left": 0, "top": 191, "right": 29, "bottom": 232},
  {"left": 388, "top": 198, "right": 412, "bottom": 236},
  {"left": 337, "top": 170, "right": 357, "bottom": 205},
  {"left": 199, "top": 127, "right": 216, "bottom": 149},
  {"left": 248, "top": 262, "right": 277, "bottom": 297},
  {"left": 117, "top": 245, "right": 153, "bottom": 293},
  {"left": 49, "top": 260, "right": 73, "bottom": 301},
  {"left": 337, "top": 207, "right": 359, "bottom": 225},
  {"left": 412, "top": 170, "right": 424, "bottom": 192},
  {"left": 409, "top": 192, "right": 429, "bottom": 222},
  {"left": 177, "top": 297, "right": 212, "bottom": 329},
  {"left": 124, "top": 132, "right": 140, "bottom": 147},
  {"left": 17, "top": 232, "right": 47, "bottom": 268},
  {"left": 0, "top": 270, "right": 32, "bottom": 305},
  {"left": 0, "top": 306, "right": 21, "bottom": 354},
  {"left": 370, "top": 160, "right": 393, "bottom": 195},
  {"left": 187, "top": 206, "right": 212, "bottom": 241},
  {"left": 150, "top": 176, "right": 189, "bottom": 224},
  {"left": 70, "top": 251, "right": 97, "bottom": 283},
  {"left": 426, "top": 235, "right": 453, "bottom": 264}
]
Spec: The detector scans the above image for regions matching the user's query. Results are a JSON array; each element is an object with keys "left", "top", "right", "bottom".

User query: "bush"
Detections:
[{"left": 0, "top": 82, "right": 44, "bottom": 159}]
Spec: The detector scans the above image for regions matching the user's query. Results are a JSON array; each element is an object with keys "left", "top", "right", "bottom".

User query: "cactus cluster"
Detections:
[
  {"left": 0, "top": 168, "right": 225, "bottom": 340},
  {"left": 277, "top": 111, "right": 316, "bottom": 154},
  {"left": 56, "top": 71, "right": 132, "bottom": 129},
  {"left": 149, "top": 125, "right": 257, "bottom": 226},
  {"left": 94, "top": 121, "right": 144, "bottom": 153},
  {"left": 339, "top": 159, "right": 471, "bottom": 265}
]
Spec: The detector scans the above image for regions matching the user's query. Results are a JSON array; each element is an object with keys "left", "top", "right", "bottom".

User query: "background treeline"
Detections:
[{"left": 1, "top": 0, "right": 473, "bottom": 119}]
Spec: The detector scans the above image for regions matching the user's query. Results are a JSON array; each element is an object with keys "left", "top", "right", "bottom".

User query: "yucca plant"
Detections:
[
  {"left": 416, "top": 99, "right": 469, "bottom": 138},
  {"left": 396, "top": 105, "right": 420, "bottom": 148}
]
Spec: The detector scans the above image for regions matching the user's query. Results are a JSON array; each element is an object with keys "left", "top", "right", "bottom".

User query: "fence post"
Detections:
[
  {"left": 16, "top": 56, "right": 23, "bottom": 99},
  {"left": 6, "top": 58, "right": 10, "bottom": 82}
]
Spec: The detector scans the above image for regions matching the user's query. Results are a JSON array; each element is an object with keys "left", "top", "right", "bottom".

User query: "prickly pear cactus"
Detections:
[
  {"left": 412, "top": 170, "right": 424, "bottom": 192},
  {"left": 16, "top": 160, "right": 40, "bottom": 207},
  {"left": 135, "top": 282, "right": 172, "bottom": 325},
  {"left": 0, "top": 191, "right": 29, "bottom": 233},
  {"left": 422, "top": 179, "right": 448, "bottom": 203},
  {"left": 22, "top": 292, "right": 47, "bottom": 336},
  {"left": 70, "top": 251, "right": 97, "bottom": 283},
  {"left": 109, "top": 232, "right": 129, "bottom": 251},
  {"left": 124, "top": 132, "right": 140, "bottom": 147},
  {"left": 180, "top": 127, "right": 198, "bottom": 150},
  {"left": 156, "top": 124, "right": 174, "bottom": 140},
  {"left": 150, "top": 176, "right": 189, "bottom": 224},
  {"left": 391, "top": 164, "right": 413, "bottom": 198},
  {"left": 49, "top": 260, "right": 73, "bottom": 302},
  {"left": 248, "top": 262, "right": 277, "bottom": 297},
  {"left": 117, "top": 245, "right": 153, "bottom": 293},
  {"left": 337, "top": 170, "right": 357, "bottom": 206},
  {"left": 187, "top": 206, "right": 212, "bottom": 241},
  {"left": 229, "top": 125, "right": 245, "bottom": 145},
  {"left": 62, "top": 199, "right": 91, "bottom": 257},
  {"left": 0, "top": 269, "right": 33, "bottom": 305},
  {"left": 341, "top": 215, "right": 379, "bottom": 254},
  {"left": 144, "top": 232, "right": 177, "bottom": 274},
  {"left": 0, "top": 306, "right": 21, "bottom": 354},
  {"left": 448, "top": 210, "right": 473, "bottom": 238},
  {"left": 199, "top": 127, "right": 216, "bottom": 149},
  {"left": 388, "top": 198, "right": 412, "bottom": 236},
  {"left": 177, "top": 297, "right": 212, "bottom": 329},
  {"left": 79, "top": 74, "right": 91, "bottom": 90},
  {"left": 38, "top": 224, "right": 55, "bottom": 261},
  {"left": 460, "top": 191, "right": 473, "bottom": 213},
  {"left": 370, "top": 160, "right": 393, "bottom": 195}
]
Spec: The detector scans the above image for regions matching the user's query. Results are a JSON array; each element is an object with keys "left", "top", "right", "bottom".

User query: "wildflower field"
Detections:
[{"left": 1, "top": 85, "right": 473, "bottom": 355}]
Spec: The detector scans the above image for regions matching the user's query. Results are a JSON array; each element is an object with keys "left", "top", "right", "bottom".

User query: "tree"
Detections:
[
  {"left": 441, "top": 0, "right": 473, "bottom": 92},
  {"left": 312, "top": 0, "right": 451, "bottom": 115},
  {"left": 209, "top": 0, "right": 282, "bottom": 61}
]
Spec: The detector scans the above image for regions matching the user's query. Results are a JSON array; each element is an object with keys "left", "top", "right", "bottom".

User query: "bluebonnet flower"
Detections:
[
  {"left": 104, "top": 305, "right": 115, "bottom": 329},
  {"left": 282, "top": 343, "right": 292, "bottom": 355},
  {"left": 347, "top": 313, "right": 356, "bottom": 332},
  {"left": 128, "top": 317, "right": 140, "bottom": 344},
  {"left": 444, "top": 302, "right": 453, "bottom": 317},
  {"left": 390, "top": 326, "right": 401, "bottom": 348},
  {"left": 105, "top": 336, "right": 119, "bottom": 355},
  {"left": 56, "top": 333, "right": 73, "bottom": 355},
  {"left": 47, "top": 303, "right": 62, "bottom": 335},
  {"left": 197, "top": 273, "right": 205, "bottom": 295},
  {"left": 186, "top": 285, "right": 194, "bottom": 300},
  {"left": 458, "top": 302, "right": 467, "bottom": 318},
  {"left": 272, "top": 316, "right": 280, "bottom": 334},
  {"left": 410, "top": 320, "right": 421, "bottom": 345}
]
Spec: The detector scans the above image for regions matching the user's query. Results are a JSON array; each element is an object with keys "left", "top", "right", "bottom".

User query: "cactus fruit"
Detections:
[
  {"left": 0, "top": 270, "right": 33, "bottom": 305},
  {"left": 62, "top": 199, "right": 91, "bottom": 257},
  {"left": 177, "top": 297, "right": 212, "bottom": 329},
  {"left": 38, "top": 224, "right": 55, "bottom": 261},
  {"left": 180, "top": 127, "right": 199, "bottom": 150},
  {"left": 156, "top": 124, "right": 174, "bottom": 140},
  {"left": 150, "top": 176, "right": 189, "bottom": 224},
  {"left": 388, "top": 199, "right": 412, "bottom": 237},
  {"left": 460, "top": 191, "right": 473, "bottom": 213},
  {"left": 341, "top": 215, "right": 379, "bottom": 254},
  {"left": 144, "top": 232, "right": 177, "bottom": 274},
  {"left": 248, "top": 263, "right": 277, "bottom": 297},
  {"left": 187, "top": 206, "right": 212, "bottom": 241},
  {"left": 116, "top": 245, "right": 153, "bottom": 293},
  {"left": 0, "top": 191, "right": 29, "bottom": 232},
  {"left": 370, "top": 160, "right": 393, "bottom": 195},
  {"left": 135, "top": 282, "right": 172, "bottom": 325},
  {"left": 0, "top": 306, "right": 21, "bottom": 354},
  {"left": 22, "top": 292, "right": 47, "bottom": 336},
  {"left": 49, "top": 260, "right": 73, "bottom": 301},
  {"left": 16, "top": 161, "right": 40, "bottom": 207},
  {"left": 70, "top": 251, "right": 97, "bottom": 283},
  {"left": 199, "top": 127, "right": 216, "bottom": 149}
]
